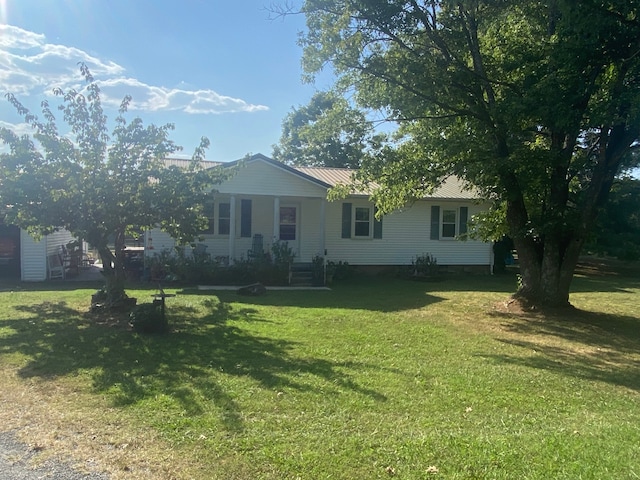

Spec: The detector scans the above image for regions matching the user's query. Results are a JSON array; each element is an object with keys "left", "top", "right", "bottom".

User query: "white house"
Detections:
[
  {"left": 4, "top": 154, "right": 492, "bottom": 282},
  {"left": 147, "top": 154, "right": 493, "bottom": 273}
]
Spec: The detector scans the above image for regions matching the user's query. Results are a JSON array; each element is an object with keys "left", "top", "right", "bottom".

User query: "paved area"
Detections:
[{"left": 0, "top": 431, "right": 109, "bottom": 479}]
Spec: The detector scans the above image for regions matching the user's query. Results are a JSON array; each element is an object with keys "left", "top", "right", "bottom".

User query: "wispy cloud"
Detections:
[
  {"left": 0, "top": 24, "right": 268, "bottom": 114},
  {"left": 0, "top": 120, "right": 33, "bottom": 136}
]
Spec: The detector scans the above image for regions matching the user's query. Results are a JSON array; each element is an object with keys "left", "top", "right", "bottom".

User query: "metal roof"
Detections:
[
  {"left": 296, "top": 166, "right": 478, "bottom": 200},
  {"left": 163, "top": 157, "right": 221, "bottom": 169},
  {"left": 163, "top": 153, "right": 479, "bottom": 200}
]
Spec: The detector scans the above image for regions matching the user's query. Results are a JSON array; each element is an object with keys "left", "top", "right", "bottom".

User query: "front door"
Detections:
[{"left": 279, "top": 204, "right": 300, "bottom": 257}]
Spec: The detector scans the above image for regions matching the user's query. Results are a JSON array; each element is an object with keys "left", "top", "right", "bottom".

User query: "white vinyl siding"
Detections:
[
  {"left": 20, "top": 231, "right": 46, "bottom": 281},
  {"left": 325, "top": 200, "right": 490, "bottom": 266},
  {"left": 216, "top": 160, "right": 327, "bottom": 198},
  {"left": 20, "top": 229, "right": 74, "bottom": 281}
]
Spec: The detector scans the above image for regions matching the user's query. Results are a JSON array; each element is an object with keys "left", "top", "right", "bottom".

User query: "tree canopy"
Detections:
[
  {"left": 273, "top": 90, "right": 379, "bottom": 168},
  {"left": 297, "top": 0, "right": 640, "bottom": 306},
  {"left": 0, "top": 64, "right": 224, "bottom": 305}
]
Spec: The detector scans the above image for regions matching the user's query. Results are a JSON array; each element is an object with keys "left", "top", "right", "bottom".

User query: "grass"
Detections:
[{"left": 0, "top": 265, "right": 639, "bottom": 479}]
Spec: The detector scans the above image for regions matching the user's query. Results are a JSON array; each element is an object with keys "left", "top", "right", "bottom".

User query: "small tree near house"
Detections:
[{"left": 0, "top": 64, "right": 225, "bottom": 308}]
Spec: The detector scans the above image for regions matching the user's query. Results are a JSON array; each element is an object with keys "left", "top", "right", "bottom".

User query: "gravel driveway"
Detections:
[{"left": 0, "top": 430, "right": 109, "bottom": 480}]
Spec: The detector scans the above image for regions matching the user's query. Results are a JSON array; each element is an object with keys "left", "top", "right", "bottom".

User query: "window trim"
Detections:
[
  {"left": 430, "top": 205, "right": 469, "bottom": 241},
  {"left": 353, "top": 205, "right": 372, "bottom": 238},
  {"left": 441, "top": 208, "right": 457, "bottom": 239},
  {"left": 341, "top": 202, "right": 383, "bottom": 239}
]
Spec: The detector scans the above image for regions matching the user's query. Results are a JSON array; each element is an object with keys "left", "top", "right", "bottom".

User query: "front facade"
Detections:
[{"left": 148, "top": 154, "right": 493, "bottom": 271}]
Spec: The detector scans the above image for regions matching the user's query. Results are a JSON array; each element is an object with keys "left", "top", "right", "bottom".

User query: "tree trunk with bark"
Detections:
[{"left": 95, "top": 230, "right": 131, "bottom": 309}]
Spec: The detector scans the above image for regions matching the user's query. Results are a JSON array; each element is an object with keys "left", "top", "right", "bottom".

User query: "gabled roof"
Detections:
[{"left": 174, "top": 153, "right": 478, "bottom": 201}]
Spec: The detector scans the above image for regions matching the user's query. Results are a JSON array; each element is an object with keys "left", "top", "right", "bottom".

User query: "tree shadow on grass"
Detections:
[
  {"left": 483, "top": 307, "right": 640, "bottom": 391},
  {"left": 1, "top": 299, "right": 388, "bottom": 434}
]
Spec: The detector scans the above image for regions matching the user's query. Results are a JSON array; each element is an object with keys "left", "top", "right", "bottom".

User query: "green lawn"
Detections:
[{"left": 0, "top": 269, "right": 639, "bottom": 479}]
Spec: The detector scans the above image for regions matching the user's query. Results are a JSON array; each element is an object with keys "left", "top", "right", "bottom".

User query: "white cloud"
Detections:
[
  {"left": 98, "top": 78, "right": 269, "bottom": 114},
  {"left": 0, "top": 120, "right": 33, "bottom": 136},
  {"left": 0, "top": 120, "right": 36, "bottom": 153},
  {"left": 0, "top": 24, "right": 269, "bottom": 115}
]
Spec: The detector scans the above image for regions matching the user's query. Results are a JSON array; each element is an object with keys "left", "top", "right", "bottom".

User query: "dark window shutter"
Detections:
[
  {"left": 430, "top": 205, "right": 440, "bottom": 240},
  {"left": 373, "top": 207, "right": 383, "bottom": 239},
  {"left": 240, "top": 199, "right": 252, "bottom": 238},
  {"left": 459, "top": 206, "right": 468, "bottom": 236},
  {"left": 342, "top": 203, "right": 352, "bottom": 238}
]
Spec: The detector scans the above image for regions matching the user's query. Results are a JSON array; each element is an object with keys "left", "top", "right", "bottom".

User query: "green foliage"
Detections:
[
  {"left": 147, "top": 243, "right": 296, "bottom": 286},
  {"left": 299, "top": 0, "right": 640, "bottom": 305},
  {"left": 270, "top": 240, "right": 295, "bottom": 268},
  {"left": 586, "top": 176, "right": 640, "bottom": 261},
  {"left": 311, "top": 254, "right": 325, "bottom": 286},
  {"left": 0, "top": 64, "right": 225, "bottom": 304},
  {"left": 411, "top": 253, "right": 439, "bottom": 278},
  {"left": 129, "top": 302, "right": 168, "bottom": 334},
  {"left": 273, "top": 90, "right": 383, "bottom": 168},
  {"left": 326, "top": 259, "right": 351, "bottom": 281}
]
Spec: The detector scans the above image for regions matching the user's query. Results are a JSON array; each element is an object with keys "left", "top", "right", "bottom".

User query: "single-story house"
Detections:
[{"left": 147, "top": 154, "right": 493, "bottom": 273}]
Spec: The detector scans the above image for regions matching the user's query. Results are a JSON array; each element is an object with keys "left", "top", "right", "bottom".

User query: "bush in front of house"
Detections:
[
  {"left": 411, "top": 253, "right": 439, "bottom": 279},
  {"left": 146, "top": 241, "right": 296, "bottom": 286}
]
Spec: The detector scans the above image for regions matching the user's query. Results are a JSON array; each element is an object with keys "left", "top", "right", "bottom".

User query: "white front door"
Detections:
[{"left": 279, "top": 204, "right": 300, "bottom": 257}]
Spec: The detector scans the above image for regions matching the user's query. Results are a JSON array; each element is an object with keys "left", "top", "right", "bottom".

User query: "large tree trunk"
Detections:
[
  {"left": 506, "top": 190, "right": 582, "bottom": 308},
  {"left": 96, "top": 230, "right": 130, "bottom": 308}
]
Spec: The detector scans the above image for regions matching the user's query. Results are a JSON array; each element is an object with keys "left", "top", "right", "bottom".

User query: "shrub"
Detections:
[
  {"left": 129, "top": 302, "right": 168, "bottom": 334},
  {"left": 311, "top": 254, "right": 325, "bottom": 286},
  {"left": 327, "top": 260, "right": 351, "bottom": 283},
  {"left": 412, "top": 253, "right": 438, "bottom": 278}
]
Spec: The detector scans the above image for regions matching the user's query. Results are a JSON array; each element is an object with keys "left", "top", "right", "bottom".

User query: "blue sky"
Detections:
[{"left": 0, "top": 0, "right": 331, "bottom": 162}]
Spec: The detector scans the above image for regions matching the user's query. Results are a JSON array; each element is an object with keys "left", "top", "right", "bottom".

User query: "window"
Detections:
[
  {"left": 218, "top": 202, "right": 230, "bottom": 235},
  {"left": 341, "top": 203, "right": 383, "bottom": 239},
  {"left": 430, "top": 205, "right": 468, "bottom": 240},
  {"left": 279, "top": 206, "right": 297, "bottom": 241},
  {"left": 354, "top": 207, "right": 371, "bottom": 237},
  {"left": 442, "top": 209, "right": 457, "bottom": 238}
]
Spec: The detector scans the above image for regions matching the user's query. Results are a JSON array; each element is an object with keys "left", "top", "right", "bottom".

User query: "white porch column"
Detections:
[
  {"left": 229, "top": 195, "right": 236, "bottom": 262},
  {"left": 273, "top": 196, "right": 280, "bottom": 242},
  {"left": 319, "top": 199, "right": 326, "bottom": 257}
]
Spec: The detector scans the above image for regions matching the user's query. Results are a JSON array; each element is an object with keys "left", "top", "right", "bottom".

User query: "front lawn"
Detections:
[{"left": 0, "top": 269, "right": 639, "bottom": 479}]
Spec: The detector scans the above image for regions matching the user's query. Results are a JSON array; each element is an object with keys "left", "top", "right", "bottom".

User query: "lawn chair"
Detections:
[{"left": 47, "top": 253, "right": 65, "bottom": 280}]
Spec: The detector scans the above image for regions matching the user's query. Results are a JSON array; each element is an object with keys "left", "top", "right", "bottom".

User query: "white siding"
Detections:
[
  {"left": 45, "top": 230, "right": 74, "bottom": 256},
  {"left": 20, "top": 229, "right": 75, "bottom": 281},
  {"left": 20, "top": 231, "right": 46, "bottom": 281},
  {"left": 218, "top": 160, "right": 327, "bottom": 198},
  {"left": 145, "top": 229, "right": 176, "bottom": 254},
  {"left": 324, "top": 199, "right": 491, "bottom": 266}
]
